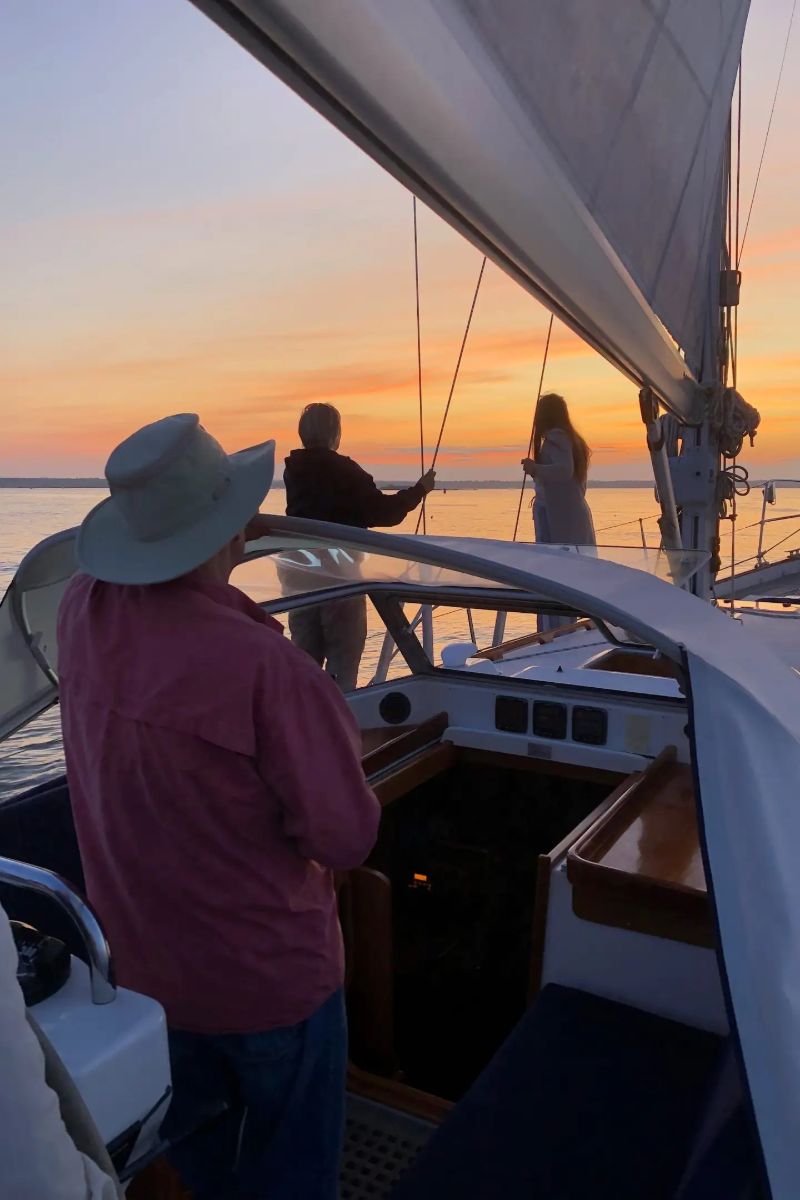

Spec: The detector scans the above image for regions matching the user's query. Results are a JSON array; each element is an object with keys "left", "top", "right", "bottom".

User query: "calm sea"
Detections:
[{"left": 2, "top": 483, "right": 798, "bottom": 802}]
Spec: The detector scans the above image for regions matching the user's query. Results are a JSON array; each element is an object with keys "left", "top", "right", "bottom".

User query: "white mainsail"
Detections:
[
  {"left": 190, "top": 0, "right": 749, "bottom": 420},
  {"left": 457, "top": 1, "right": 749, "bottom": 381}
]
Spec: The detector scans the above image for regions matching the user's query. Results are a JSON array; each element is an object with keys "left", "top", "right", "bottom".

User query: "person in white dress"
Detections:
[
  {"left": 521, "top": 392, "right": 595, "bottom": 547},
  {"left": 521, "top": 392, "right": 596, "bottom": 630}
]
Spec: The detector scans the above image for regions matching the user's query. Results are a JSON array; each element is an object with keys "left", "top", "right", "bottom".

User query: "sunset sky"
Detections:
[{"left": 1, "top": 0, "right": 799, "bottom": 481}]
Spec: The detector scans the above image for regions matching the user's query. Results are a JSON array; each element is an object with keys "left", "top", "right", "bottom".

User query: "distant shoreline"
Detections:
[
  {"left": 2, "top": 477, "right": 658, "bottom": 490},
  {"left": 0, "top": 477, "right": 784, "bottom": 491}
]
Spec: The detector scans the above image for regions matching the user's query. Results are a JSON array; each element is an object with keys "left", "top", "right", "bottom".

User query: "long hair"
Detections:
[{"left": 532, "top": 393, "right": 590, "bottom": 485}]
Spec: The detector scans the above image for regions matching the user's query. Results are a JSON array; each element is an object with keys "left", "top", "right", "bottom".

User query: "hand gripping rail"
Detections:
[{"left": 0, "top": 855, "right": 115, "bottom": 1004}]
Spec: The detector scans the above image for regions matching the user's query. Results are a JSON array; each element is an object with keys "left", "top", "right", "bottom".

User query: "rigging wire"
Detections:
[
  {"left": 733, "top": 59, "right": 742, "bottom": 390},
  {"left": 738, "top": 0, "right": 797, "bottom": 267},
  {"left": 744, "top": 522, "right": 800, "bottom": 564},
  {"left": 594, "top": 513, "right": 660, "bottom": 536},
  {"left": 725, "top": 514, "right": 800, "bottom": 574},
  {"left": 412, "top": 196, "right": 426, "bottom": 534},
  {"left": 728, "top": 456, "right": 739, "bottom": 608},
  {"left": 740, "top": 510, "right": 800, "bottom": 532},
  {"left": 736, "top": 60, "right": 742, "bottom": 273},
  {"left": 512, "top": 313, "right": 554, "bottom": 542},
  {"left": 725, "top": 125, "right": 731, "bottom": 386},
  {"left": 727, "top": 59, "right": 747, "bottom": 607},
  {"left": 414, "top": 254, "right": 487, "bottom": 534}
]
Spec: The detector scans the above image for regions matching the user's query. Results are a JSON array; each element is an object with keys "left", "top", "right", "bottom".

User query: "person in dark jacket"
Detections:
[{"left": 283, "top": 402, "right": 435, "bottom": 689}]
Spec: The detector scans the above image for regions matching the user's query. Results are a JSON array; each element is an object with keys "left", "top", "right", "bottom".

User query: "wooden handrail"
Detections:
[
  {"left": 347, "top": 1064, "right": 453, "bottom": 1125},
  {"left": 372, "top": 743, "right": 456, "bottom": 809},
  {"left": 566, "top": 747, "right": 713, "bottom": 948},
  {"left": 567, "top": 746, "right": 677, "bottom": 867},
  {"left": 474, "top": 618, "right": 592, "bottom": 662},
  {"left": 362, "top": 711, "right": 449, "bottom": 778},
  {"left": 347, "top": 867, "right": 396, "bottom": 1077}
]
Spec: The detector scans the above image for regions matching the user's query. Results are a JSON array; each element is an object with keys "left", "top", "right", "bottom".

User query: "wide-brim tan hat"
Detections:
[{"left": 77, "top": 413, "right": 275, "bottom": 585}]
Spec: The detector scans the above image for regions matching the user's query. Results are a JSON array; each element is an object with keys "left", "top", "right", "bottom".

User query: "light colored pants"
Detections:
[{"left": 288, "top": 596, "right": 368, "bottom": 691}]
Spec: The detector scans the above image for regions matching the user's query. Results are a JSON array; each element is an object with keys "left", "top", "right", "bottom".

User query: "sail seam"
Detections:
[
  {"left": 454, "top": 0, "right": 739, "bottom": 365},
  {"left": 650, "top": 0, "right": 749, "bottom": 321},
  {"left": 190, "top": 0, "right": 697, "bottom": 409},
  {"left": 587, "top": 0, "right": 671, "bottom": 209},
  {"left": 640, "top": 0, "right": 713, "bottom": 102}
]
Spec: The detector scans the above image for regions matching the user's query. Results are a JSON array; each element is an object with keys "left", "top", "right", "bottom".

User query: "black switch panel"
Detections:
[
  {"left": 532, "top": 701, "right": 568, "bottom": 740},
  {"left": 572, "top": 706, "right": 608, "bottom": 745},
  {"left": 495, "top": 696, "right": 529, "bottom": 734}
]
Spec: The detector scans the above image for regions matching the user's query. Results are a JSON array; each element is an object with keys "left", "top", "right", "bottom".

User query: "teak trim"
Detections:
[
  {"left": 371, "top": 743, "right": 457, "bottom": 808},
  {"left": 566, "top": 748, "right": 714, "bottom": 949},
  {"left": 347, "top": 1064, "right": 453, "bottom": 1125},
  {"left": 583, "top": 647, "right": 681, "bottom": 681},
  {"left": 361, "top": 726, "right": 413, "bottom": 757},
  {"left": 346, "top": 867, "right": 396, "bottom": 1077},
  {"left": 362, "top": 711, "right": 449, "bottom": 778},
  {"left": 527, "top": 769, "right": 640, "bottom": 1000},
  {"left": 474, "top": 618, "right": 593, "bottom": 661}
]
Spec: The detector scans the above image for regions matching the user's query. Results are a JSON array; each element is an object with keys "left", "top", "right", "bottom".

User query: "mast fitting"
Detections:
[
  {"left": 639, "top": 387, "right": 683, "bottom": 553},
  {"left": 720, "top": 269, "right": 741, "bottom": 307},
  {"left": 705, "top": 384, "right": 761, "bottom": 456}
]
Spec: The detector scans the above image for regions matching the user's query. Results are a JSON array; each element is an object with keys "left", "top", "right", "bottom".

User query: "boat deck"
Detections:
[
  {"left": 342, "top": 1096, "right": 433, "bottom": 1198},
  {"left": 128, "top": 1096, "right": 432, "bottom": 1198}
]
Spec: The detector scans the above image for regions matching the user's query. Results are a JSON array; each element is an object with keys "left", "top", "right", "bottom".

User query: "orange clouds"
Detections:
[
  {"left": 3, "top": 170, "right": 797, "bottom": 481},
  {"left": 0, "top": 277, "right": 611, "bottom": 476}
]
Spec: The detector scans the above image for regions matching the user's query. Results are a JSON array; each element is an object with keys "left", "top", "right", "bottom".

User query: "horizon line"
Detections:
[{"left": 0, "top": 475, "right": 669, "bottom": 490}]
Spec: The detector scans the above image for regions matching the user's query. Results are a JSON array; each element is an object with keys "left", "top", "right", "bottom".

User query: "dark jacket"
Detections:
[{"left": 284, "top": 448, "right": 425, "bottom": 529}]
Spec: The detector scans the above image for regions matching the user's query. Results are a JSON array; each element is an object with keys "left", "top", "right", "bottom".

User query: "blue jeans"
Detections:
[{"left": 161, "top": 988, "right": 347, "bottom": 1199}]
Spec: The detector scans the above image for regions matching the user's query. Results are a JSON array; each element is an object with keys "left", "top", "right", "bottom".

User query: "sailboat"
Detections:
[{"left": 1, "top": 1, "right": 798, "bottom": 1197}]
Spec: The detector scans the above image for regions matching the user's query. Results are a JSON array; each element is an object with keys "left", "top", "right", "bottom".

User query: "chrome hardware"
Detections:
[{"left": 0, "top": 856, "right": 115, "bottom": 1004}]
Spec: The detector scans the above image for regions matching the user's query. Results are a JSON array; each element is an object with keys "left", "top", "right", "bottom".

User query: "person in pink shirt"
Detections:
[{"left": 58, "top": 413, "right": 381, "bottom": 1199}]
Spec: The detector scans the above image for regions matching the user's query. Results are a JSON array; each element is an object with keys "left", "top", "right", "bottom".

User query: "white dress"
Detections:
[
  {"left": 531, "top": 429, "right": 596, "bottom": 633},
  {"left": 531, "top": 428, "right": 596, "bottom": 547},
  {"left": 0, "top": 903, "right": 117, "bottom": 1200}
]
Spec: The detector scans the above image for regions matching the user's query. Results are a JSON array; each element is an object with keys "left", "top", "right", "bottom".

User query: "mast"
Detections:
[
  {"left": 658, "top": 151, "right": 727, "bottom": 600},
  {"left": 667, "top": 93, "right": 755, "bottom": 601},
  {"left": 670, "top": 410, "right": 721, "bottom": 599}
]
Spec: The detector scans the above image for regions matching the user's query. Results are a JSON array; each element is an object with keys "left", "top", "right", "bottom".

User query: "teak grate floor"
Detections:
[{"left": 340, "top": 1096, "right": 433, "bottom": 1198}]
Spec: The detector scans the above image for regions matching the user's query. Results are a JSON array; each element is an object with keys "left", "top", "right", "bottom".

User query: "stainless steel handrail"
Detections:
[
  {"left": 756, "top": 480, "right": 800, "bottom": 566},
  {"left": 0, "top": 856, "right": 115, "bottom": 1004}
]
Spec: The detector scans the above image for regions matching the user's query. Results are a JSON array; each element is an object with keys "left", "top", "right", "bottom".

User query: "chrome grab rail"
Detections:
[
  {"left": 0, "top": 856, "right": 115, "bottom": 1005},
  {"left": 755, "top": 479, "right": 800, "bottom": 567}
]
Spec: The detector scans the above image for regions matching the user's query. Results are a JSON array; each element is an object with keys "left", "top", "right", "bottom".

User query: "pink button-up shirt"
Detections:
[{"left": 58, "top": 572, "right": 380, "bottom": 1035}]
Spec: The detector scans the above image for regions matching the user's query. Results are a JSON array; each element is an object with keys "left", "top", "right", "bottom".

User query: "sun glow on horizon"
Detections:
[{"left": 2, "top": 0, "right": 799, "bottom": 482}]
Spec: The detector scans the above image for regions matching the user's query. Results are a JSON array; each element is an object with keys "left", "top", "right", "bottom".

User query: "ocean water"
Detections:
[{"left": 2, "top": 482, "right": 799, "bottom": 802}]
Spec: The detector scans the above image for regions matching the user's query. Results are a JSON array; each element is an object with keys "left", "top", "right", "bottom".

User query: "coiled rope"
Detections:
[{"left": 717, "top": 462, "right": 750, "bottom": 520}]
